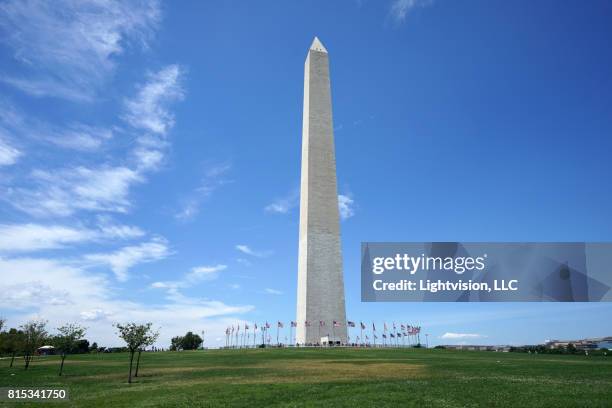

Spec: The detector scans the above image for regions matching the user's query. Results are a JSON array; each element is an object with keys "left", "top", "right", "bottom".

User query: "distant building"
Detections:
[
  {"left": 441, "top": 345, "right": 510, "bottom": 352},
  {"left": 545, "top": 336, "right": 612, "bottom": 350}
]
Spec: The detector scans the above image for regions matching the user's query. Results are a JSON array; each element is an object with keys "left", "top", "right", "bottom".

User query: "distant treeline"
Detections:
[{"left": 509, "top": 344, "right": 608, "bottom": 355}]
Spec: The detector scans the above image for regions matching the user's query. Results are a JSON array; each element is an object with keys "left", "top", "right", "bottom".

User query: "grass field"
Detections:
[{"left": 1, "top": 348, "right": 611, "bottom": 407}]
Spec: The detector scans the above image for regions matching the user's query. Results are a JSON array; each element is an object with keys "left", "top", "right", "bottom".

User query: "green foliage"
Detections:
[
  {"left": 55, "top": 323, "right": 87, "bottom": 355},
  {"left": 114, "top": 322, "right": 159, "bottom": 352},
  {"left": 21, "top": 320, "right": 48, "bottom": 355},
  {"left": 170, "top": 336, "right": 183, "bottom": 351},
  {"left": 0, "top": 328, "right": 25, "bottom": 355},
  {"left": 170, "top": 331, "right": 203, "bottom": 351}
]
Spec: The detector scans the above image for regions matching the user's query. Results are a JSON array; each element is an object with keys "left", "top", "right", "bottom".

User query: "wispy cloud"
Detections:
[
  {"left": 151, "top": 264, "right": 227, "bottom": 292},
  {"left": 338, "top": 194, "right": 355, "bottom": 220},
  {"left": 235, "top": 244, "right": 273, "bottom": 258},
  {"left": 4, "top": 64, "right": 185, "bottom": 219},
  {"left": 389, "top": 0, "right": 432, "bottom": 24},
  {"left": 0, "top": 136, "right": 20, "bottom": 166},
  {"left": 85, "top": 237, "right": 171, "bottom": 281},
  {"left": 45, "top": 124, "right": 113, "bottom": 151},
  {"left": 0, "top": 222, "right": 143, "bottom": 253},
  {"left": 264, "top": 288, "right": 283, "bottom": 295},
  {"left": 264, "top": 188, "right": 299, "bottom": 214},
  {"left": 0, "top": 0, "right": 161, "bottom": 101},
  {"left": 175, "top": 163, "right": 232, "bottom": 221},
  {"left": 6, "top": 166, "right": 142, "bottom": 217},
  {"left": 123, "top": 64, "right": 184, "bottom": 136},
  {"left": 440, "top": 332, "right": 487, "bottom": 340}
]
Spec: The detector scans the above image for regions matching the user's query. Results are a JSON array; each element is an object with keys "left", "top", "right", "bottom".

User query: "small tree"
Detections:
[
  {"left": 180, "top": 332, "right": 203, "bottom": 350},
  {"left": 2, "top": 329, "right": 25, "bottom": 367},
  {"left": 21, "top": 320, "right": 48, "bottom": 370},
  {"left": 134, "top": 329, "right": 159, "bottom": 378},
  {"left": 55, "top": 323, "right": 86, "bottom": 376},
  {"left": 114, "top": 322, "right": 158, "bottom": 383},
  {"left": 170, "top": 336, "right": 183, "bottom": 351}
]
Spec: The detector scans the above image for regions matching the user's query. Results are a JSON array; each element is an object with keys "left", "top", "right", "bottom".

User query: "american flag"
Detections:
[
  {"left": 291, "top": 321, "right": 297, "bottom": 327},
  {"left": 254, "top": 323, "right": 257, "bottom": 330},
  {"left": 333, "top": 320, "right": 340, "bottom": 327},
  {"left": 360, "top": 322, "right": 366, "bottom": 329},
  {"left": 225, "top": 328, "right": 230, "bottom": 335},
  {"left": 305, "top": 321, "right": 312, "bottom": 327},
  {"left": 237, "top": 324, "right": 240, "bottom": 331},
  {"left": 265, "top": 322, "right": 270, "bottom": 329},
  {"left": 401, "top": 324, "right": 405, "bottom": 331},
  {"left": 390, "top": 333, "right": 395, "bottom": 338},
  {"left": 397, "top": 333, "right": 402, "bottom": 338},
  {"left": 374, "top": 334, "right": 378, "bottom": 339},
  {"left": 245, "top": 324, "right": 249, "bottom": 330},
  {"left": 347, "top": 321, "right": 356, "bottom": 327},
  {"left": 393, "top": 322, "right": 396, "bottom": 330},
  {"left": 382, "top": 334, "right": 387, "bottom": 339},
  {"left": 365, "top": 335, "right": 369, "bottom": 340},
  {"left": 319, "top": 320, "right": 325, "bottom": 327},
  {"left": 372, "top": 322, "right": 376, "bottom": 331},
  {"left": 278, "top": 321, "right": 284, "bottom": 328}
]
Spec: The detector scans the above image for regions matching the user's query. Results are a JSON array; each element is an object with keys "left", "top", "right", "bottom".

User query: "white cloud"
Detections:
[
  {"left": 123, "top": 64, "right": 184, "bottom": 135},
  {"left": 0, "top": 222, "right": 144, "bottom": 253},
  {"left": 0, "top": 224, "right": 95, "bottom": 252},
  {"left": 46, "top": 124, "right": 113, "bottom": 151},
  {"left": 265, "top": 189, "right": 299, "bottom": 214},
  {"left": 175, "top": 163, "right": 232, "bottom": 221},
  {"left": 185, "top": 265, "right": 227, "bottom": 283},
  {"left": 6, "top": 165, "right": 142, "bottom": 217},
  {"left": 264, "top": 288, "right": 283, "bottom": 295},
  {"left": 235, "top": 244, "right": 273, "bottom": 258},
  {"left": 85, "top": 237, "right": 171, "bottom": 281},
  {"left": 0, "top": 256, "right": 254, "bottom": 347},
  {"left": 440, "top": 332, "right": 487, "bottom": 340},
  {"left": 0, "top": 0, "right": 161, "bottom": 101},
  {"left": 80, "top": 308, "right": 113, "bottom": 321},
  {"left": 338, "top": 194, "right": 355, "bottom": 220},
  {"left": 0, "top": 136, "right": 20, "bottom": 166},
  {"left": 389, "top": 0, "right": 432, "bottom": 23},
  {"left": 151, "top": 264, "right": 227, "bottom": 293}
]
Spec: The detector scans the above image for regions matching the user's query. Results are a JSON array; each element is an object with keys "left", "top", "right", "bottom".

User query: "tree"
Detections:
[
  {"left": 90, "top": 342, "right": 98, "bottom": 352},
  {"left": 134, "top": 329, "right": 159, "bottom": 378},
  {"left": 21, "top": 320, "right": 48, "bottom": 370},
  {"left": 1, "top": 328, "right": 24, "bottom": 367},
  {"left": 170, "top": 336, "right": 183, "bottom": 351},
  {"left": 55, "top": 323, "right": 86, "bottom": 376},
  {"left": 114, "top": 322, "right": 159, "bottom": 383},
  {"left": 181, "top": 332, "right": 203, "bottom": 350}
]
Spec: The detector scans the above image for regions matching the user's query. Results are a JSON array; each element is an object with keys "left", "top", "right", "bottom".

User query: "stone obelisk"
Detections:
[{"left": 296, "top": 37, "right": 347, "bottom": 345}]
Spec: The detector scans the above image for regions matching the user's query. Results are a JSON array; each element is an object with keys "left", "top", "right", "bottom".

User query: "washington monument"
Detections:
[{"left": 296, "top": 37, "right": 347, "bottom": 345}]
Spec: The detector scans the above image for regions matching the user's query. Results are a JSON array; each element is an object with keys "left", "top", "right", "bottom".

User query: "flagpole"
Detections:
[{"left": 360, "top": 324, "right": 363, "bottom": 347}]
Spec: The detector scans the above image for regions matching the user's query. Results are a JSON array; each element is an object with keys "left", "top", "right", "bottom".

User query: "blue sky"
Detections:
[{"left": 1, "top": 0, "right": 611, "bottom": 347}]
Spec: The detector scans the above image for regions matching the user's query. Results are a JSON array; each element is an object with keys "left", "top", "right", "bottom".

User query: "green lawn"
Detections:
[{"left": 1, "top": 348, "right": 611, "bottom": 407}]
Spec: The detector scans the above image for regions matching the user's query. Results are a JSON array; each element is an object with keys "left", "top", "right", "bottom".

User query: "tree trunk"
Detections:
[
  {"left": 59, "top": 354, "right": 66, "bottom": 376},
  {"left": 24, "top": 353, "right": 30, "bottom": 370},
  {"left": 10, "top": 351, "right": 16, "bottom": 368},
  {"left": 128, "top": 350, "right": 135, "bottom": 383},
  {"left": 134, "top": 349, "right": 142, "bottom": 377}
]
